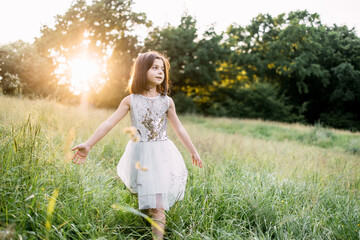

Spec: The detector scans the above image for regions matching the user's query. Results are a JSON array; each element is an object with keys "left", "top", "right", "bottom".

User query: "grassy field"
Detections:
[{"left": 1, "top": 95, "right": 360, "bottom": 239}]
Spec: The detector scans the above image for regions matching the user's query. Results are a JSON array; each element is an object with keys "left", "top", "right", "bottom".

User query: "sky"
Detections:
[{"left": 1, "top": 0, "right": 359, "bottom": 45}]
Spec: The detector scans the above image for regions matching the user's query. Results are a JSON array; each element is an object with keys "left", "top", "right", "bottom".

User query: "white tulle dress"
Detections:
[{"left": 117, "top": 94, "right": 188, "bottom": 211}]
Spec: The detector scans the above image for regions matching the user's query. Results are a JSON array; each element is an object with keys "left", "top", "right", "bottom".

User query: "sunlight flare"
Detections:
[{"left": 68, "top": 57, "right": 101, "bottom": 94}]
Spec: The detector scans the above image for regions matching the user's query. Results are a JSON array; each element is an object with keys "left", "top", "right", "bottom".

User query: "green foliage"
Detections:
[
  {"left": 2, "top": 6, "right": 359, "bottom": 130},
  {"left": 172, "top": 92, "right": 197, "bottom": 114},
  {"left": 36, "top": 0, "right": 147, "bottom": 54},
  {"left": 144, "top": 14, "right": 226, "bottom": 95},
  {"left": 0, "top": 72, "right": 20, "bottom": 95},
  {"left": 198, "top": 83, "right": 299, "bottom": 122},
  {"left": 303, "top": 123, "right": 336, "bottom": 148},
  {"left": 144, "top": 14, "right": 197, "bottom": 90},
  {"left": 330, "top": 62, "right": 360, "bottom": 108},
  {"left": 319, "top": 111, "right": 360, "bottom": 131},
  {"left": 0, "top": 41, "right": 59, "bottom": 97},
  {"left": 345, "top": 139, "right": 360, "bottom": 155},
  {"left": 223, "top": 10, "right": 360, "bottom": 130},
  {"left": 35, "top": 0, "right": 148, "bottom": 107}
]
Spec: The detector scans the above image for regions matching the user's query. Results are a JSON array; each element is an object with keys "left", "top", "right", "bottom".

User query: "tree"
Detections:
[
  {"left": 223, "top": 10, "right": 360, "bottom": 129},
  {"left": 144, "top": 14, "right": 226, "bottom": 94},
  {"left": 35, "top": 0, "right": 148, "bottom": 107},
  {"left": 0, "top": 41, "right": 57, "bottom": 97},
  {"left": 144, "top": 14, "right": 198, "bottom": 93}
]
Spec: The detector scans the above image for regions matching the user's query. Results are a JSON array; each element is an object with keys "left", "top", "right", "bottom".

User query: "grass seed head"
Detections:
[
  {"left": 123, "top": 126, "right": 140, "bottom": 142},
  {"left": 135, "top": 161, "right": 148, "bottom": 171},
  {"left": 45, "top": 188, "right": 59, "bottom": 230},
  {"left": 123, "top": 126, "right": 137, "bottom": 136}
]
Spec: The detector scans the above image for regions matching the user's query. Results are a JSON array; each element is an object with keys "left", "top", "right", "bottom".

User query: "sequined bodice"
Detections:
[{"left": 130, "top": 94, "right": 169, "bottom": 142}]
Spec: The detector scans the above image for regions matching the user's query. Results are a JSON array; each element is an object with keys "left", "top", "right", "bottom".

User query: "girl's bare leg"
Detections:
[{"left": 148, "top": 208, "right": 166, "bottom": 240}]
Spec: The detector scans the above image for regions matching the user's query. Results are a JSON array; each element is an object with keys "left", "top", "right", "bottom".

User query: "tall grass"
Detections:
[{"left": 1, "top": 96, "right": 360, "bottom": 239}]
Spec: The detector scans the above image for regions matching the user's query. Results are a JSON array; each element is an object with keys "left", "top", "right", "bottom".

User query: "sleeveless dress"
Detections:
[{"left": 117, "top": 94, "right": 188, "bottom": 211}]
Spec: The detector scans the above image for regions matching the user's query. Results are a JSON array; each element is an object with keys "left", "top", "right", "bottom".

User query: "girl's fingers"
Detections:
[
  {"left": 80, "top": 157, "right": 86, "bottom": 164},
  {"left": 77, "top": 151, "right": 87, "bottom": 157},
  {"left": 74, "top": 158, "right": 84, "bottom": 165},
  {"left": 72, "top": 152, "right": 80, "bottom": 161},
  {"left": 72, "top": 152, "right": 86, "bottom": 164},
  {"left": 75, "top": 157, "right": 81, "bottom": 164},
  {"left": 73, "top": 155, "right": 81, "bottom": 164},
  {"left": 72, "top": 151, "right": 79, "bottom": 161},
  {"left": 192, "top": 156, "right": 203, "bottom": 168}
]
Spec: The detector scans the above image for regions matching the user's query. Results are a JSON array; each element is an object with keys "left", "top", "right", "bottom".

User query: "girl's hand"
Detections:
[
  {"left": 191, "top": 152, "right": 203, "bottom": 168},
  {"left": 71, "top": 143, "right": 91, "bottom": 165}
]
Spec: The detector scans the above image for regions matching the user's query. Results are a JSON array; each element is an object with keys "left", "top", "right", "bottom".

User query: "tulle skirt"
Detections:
[{"left": 117, "top": 139, "right": 188, "bottom": 211}]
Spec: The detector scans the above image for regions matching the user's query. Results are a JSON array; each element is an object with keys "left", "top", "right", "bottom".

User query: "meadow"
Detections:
[{"left": 1, "top": 95, "right": 360, "bottom": 239}]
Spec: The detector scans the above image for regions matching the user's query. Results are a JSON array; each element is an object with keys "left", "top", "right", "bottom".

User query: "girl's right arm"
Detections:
[{"left": 72, "top": 95, "right": 131, "bottom": 164}]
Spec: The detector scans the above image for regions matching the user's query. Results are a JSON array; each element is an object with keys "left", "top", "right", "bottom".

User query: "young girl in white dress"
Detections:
[{"left": 71, "top": 51, "right": 203, "bottom": 239}]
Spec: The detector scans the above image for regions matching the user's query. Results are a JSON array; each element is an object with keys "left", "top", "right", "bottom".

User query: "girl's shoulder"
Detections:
[
  {"left": 123, "top": 95, "right": 131, "bottom": 101},
  {"left": 120, "top": 95, "right": 131, "bottom": 106},
  {"left": 167, "top": 96, "right": 175, "bottom": 109}
]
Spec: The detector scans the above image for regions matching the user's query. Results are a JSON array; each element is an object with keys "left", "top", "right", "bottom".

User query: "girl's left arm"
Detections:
[{"left": 167, "top": 97, "right": 203, "bottom": 168}]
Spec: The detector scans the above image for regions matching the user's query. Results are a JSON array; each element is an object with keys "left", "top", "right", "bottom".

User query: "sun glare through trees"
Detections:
[
  {"left": 67, "top": 55, "right": 103, "bottom": 94},
  {"left": 51, "top": 30, "right": 107, "bottom": 96}
]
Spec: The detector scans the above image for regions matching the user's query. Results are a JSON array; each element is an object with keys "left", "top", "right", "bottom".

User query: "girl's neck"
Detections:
[{"left": 141, "top": 87, "right": 159, "bottom": 97}]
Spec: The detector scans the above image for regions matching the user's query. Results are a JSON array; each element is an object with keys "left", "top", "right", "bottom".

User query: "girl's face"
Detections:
[{"left": 146, "top": 58, "right": 165, "bottom": 87}]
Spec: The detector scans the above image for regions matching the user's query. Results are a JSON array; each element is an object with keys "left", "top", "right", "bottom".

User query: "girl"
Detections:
[{"left": 71, "top": 51, "right": 203, "bottom": 239}]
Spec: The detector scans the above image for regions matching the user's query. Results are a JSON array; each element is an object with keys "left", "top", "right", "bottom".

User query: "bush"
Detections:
[
  {"left": 345, "top": 139, "right": 360, "bottom": 155},
  {"left": 172, "top": 92, "right": 198, "bottom": 114},
  {"left": 199, "top": 82, "right": 301, "bottom": 122},
  {"left": 319, "top": 111, "right": 360, "bottom": 132},
  {"left": 306, "top": 123, "right": 336, "bottom": 148}
]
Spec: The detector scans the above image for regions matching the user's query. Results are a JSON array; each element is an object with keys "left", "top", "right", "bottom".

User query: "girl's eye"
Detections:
[{"left": 152, "top": 66, "right": 164, "bottom": 71}]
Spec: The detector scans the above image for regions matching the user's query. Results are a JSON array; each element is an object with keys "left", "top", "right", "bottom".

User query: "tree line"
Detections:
[{"left": 1, "top": 0, "right": 359, "bottom": 130}]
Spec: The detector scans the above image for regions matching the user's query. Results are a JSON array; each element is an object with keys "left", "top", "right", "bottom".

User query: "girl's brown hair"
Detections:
[{"left": 128, "top": 51, "right": 171, "bottom": 95}]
